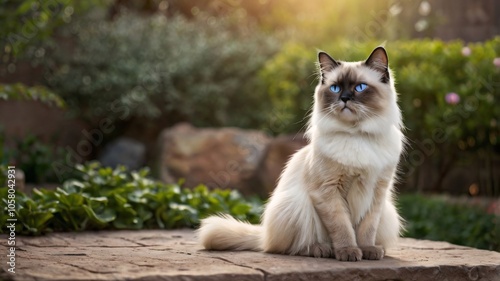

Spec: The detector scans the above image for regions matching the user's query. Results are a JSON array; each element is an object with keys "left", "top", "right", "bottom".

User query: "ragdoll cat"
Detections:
[{"left": 197, "top": 47, "right": 404, "bottom": 262}]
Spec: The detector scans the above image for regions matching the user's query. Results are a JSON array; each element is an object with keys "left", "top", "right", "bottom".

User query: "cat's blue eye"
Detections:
[
  {"left": 330, "top": 85, "right": 341, "bottom": 93},
  {"left": 355, "top": 83, "right": 367, "bottom": 92}
]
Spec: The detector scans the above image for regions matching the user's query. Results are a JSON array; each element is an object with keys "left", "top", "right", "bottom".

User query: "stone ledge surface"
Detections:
[{"left": 1, "top": 230, "right": 499, "bottom": 281}]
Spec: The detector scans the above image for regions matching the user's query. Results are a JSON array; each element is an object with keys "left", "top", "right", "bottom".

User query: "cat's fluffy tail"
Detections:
[{"left": 197, "top": 214, "right": 262, "bottom": 251}]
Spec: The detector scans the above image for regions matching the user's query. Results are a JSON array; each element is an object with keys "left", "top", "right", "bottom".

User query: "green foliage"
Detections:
[
  {"left": 13, "top": 135, "right": 69, "bottom": 183},
  {"left": 41, "top": 12, "right": 278, "bottom": 128},
  {"left": 0, "top": 127, "right": 8, "bottom": 165},
  {"left": 257, "top": 43, "right": 316, "bottom": 134},
  {"left": 259, "top": 41, "right": 385, "bottom": 133},
  {"left": 390, "top": 39, "right": 500, "bottom": 150},
  {"left": 0, "top": 166, "right": 6, "bottom": 190},
  {"left": 0, "top": 162, "right": 261, "bottom": 235},
  {"left": 398, "top": 194, "right": 500, "bottom": 251},
  {"left": 0, "top": 0, "right": 108, "bottom": 58},
  {"left": 0, "top": 83, "right": 65, "bottom": 108},
  {"left": 0, "top": 129, "right": 68, "bottom": 184},
  {"left": 259, "top": 39, "right": 500, "bottom": 194},
  {"left": 260, "top": 38, "right": 500, "bottom": 145}
]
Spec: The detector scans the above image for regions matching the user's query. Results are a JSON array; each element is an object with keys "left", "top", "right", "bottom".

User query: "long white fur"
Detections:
[{"left": 197, "top": 52, "right": 404, "bottom": 256}]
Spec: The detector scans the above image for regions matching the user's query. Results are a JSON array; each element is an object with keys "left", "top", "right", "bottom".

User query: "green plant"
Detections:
[
  {"left": 258, "top": 41, "right": 389, "bottom": 134},
  {"left": 398, "top": 194, "right": 500, "bottom": 251},
  {"left": 1, "top": 0, "right": 107, "bottom": 58},
  {"left": 0, "top": 162, "right": 261, "bottom": 235},
  {"left": 0, "top": 166, "right": 6, "bottom": 189},
  {"left": 41, "top": 12, "right": 278, "bottom": 130},
  {"left": 0, "top": 83, "right": 65, "bottom": 108},
  {"left": 0, "top": 126, "right": 9, "bottom": 164},
  {"left": 0, "top": 130, "right": 69, "bottom": 184},
  {"left": 258, "top": 38, "right": 500, "bottom": 194},
  {"left": 13, "top": 135, "right": 69, "bottom": 183}
]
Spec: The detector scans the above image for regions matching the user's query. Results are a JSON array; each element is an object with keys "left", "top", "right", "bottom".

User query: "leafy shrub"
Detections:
[
  {"left": 0, "top": 162, "right": 261, "bottom": 235},
  {"left": 258, "top": 39, "right": 500, "bottom": 194},
  {"left": 257, "top": 43, "right": 316, "bottom": 134},
  {"left": 0, "top": 83, "right": 65, "bottom": 108},
  {"left": 260, "top": 39, "right": 500, "bottom": 139},
  {"left": 389, "top": 39, "right": 500, "bottom": 154},
  {"left": 0, "top": 130, "right": 69, "bottom": 184},
  {"left": 1, "top": 0, "right": 105, "bottom": 58},
  {"left": 398, "top": 194, "right": 500, "bottom": 251},
  {"left": 40, "top": 11, "right": 278, "bottom": 129},
  {"left": 14, "top": 135, "right": 70, "bottom": 183}
]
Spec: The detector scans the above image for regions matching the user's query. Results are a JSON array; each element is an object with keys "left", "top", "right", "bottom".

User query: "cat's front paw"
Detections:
[
  {"left": 297, "top": 243, "right": 333, "bottom": 258},
  {"left": 360, "top": 245, "right": 385, "bottom": 260},
  {"left": 334, "top": 246, "right": 362, "bottom": 262}
]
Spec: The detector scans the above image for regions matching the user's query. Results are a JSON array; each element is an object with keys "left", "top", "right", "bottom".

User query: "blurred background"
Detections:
[{"left": 0, "top": 0, "right": 499, "bottom": 250}]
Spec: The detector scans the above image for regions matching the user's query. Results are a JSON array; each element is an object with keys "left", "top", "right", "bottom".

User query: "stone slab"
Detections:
[{"left": 1, "top": 230, "right": 499, "bottom": 281}]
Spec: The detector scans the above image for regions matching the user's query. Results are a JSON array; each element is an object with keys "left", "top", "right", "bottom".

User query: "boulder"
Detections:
[
  {"left": 99, "top": 137, "right": 146, "bottom": 171},
  {"left": 159, "top": 123, "right": 271, "bottom": 195},
  {"left": 255, "top": 134, "right": 308, "bottom": 195}
]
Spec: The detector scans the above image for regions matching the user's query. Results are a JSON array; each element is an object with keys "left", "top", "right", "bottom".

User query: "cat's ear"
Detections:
[
  {"left": 365, "top": 47, "right": 390, "bottom": 83},
  {"left": 318, "top": 52, "right": 340, "bottom": 83}
]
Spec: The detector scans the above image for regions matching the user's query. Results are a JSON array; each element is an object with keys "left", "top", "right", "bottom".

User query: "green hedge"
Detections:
[
  {"left": 0, "top": 163, "right": 260, "bottom": 235},
  {"left": 0, "top": 83, "right": 65, "bottom": 108},
  {"left": 259, "top": 38, "right": 500, "bottom": 148},
  {"left": 399, "top": 194, "right": 499, "bottom": 252},
  {"left": 40, "top": 12, "right": 278, "bottom": 129},
  {"left": 259, "top": 38, "right": 500, "bottom": 195}
]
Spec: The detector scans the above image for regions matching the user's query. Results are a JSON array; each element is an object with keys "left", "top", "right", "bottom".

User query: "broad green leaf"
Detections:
[
  {"left": 82, "top": 205, "right": 116, "bottom": 224},
  {"left": 230, "top": 203, "right": 251, "bottom": 215}
]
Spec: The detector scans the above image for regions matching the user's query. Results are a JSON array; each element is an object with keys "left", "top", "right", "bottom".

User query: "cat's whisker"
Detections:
[
  {"left": 315, "top": 108, "right": 333, "bottom": 126},
  {"left": 308, "top": 71, "right": 321, "bottom": 86},
  {"left": 296, "top": 105, "right": 315, "bottom": 134}
]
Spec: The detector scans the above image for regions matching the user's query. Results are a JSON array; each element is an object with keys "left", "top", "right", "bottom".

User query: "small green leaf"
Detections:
[
  {"left": 0, "top": 163, "right": 266, "bottom": 238},
  {"left": 230, "top": 203, "right": 251, "bottom": 215},
  {"left": 89, "top": 196, "right": 108, "bottom": 203},
  {"left": 82, "top": 205, "right": 116, "bottom": 224}
]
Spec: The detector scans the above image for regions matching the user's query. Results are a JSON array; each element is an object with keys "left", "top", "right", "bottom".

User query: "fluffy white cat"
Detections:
[{"left": 197, "top": 47, "right": 405, "bottom": 261}]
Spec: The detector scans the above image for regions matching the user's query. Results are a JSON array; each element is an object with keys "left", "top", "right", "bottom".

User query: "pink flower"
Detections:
[
  {"left": 493, "top": 57, "right": 500, "bottom": 68},
  {"left": 487, "top": 200, "right": 500, "bottom": 215},
  {"left": 461, "top": 46, "right": 471, "bottom": 57},
  {"left": 445, "top": 92, "right": 460, "bottom": 105}
]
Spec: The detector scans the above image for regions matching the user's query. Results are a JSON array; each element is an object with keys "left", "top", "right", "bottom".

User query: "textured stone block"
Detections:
[{"left": 2, "top": 230, "right": 499, "bottom": 281}]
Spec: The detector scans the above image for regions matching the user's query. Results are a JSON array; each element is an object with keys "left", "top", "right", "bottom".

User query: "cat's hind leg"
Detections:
[
  {"left": 357, "top": 199, "right": 399, "bottom": 260},
  {"left": 375, "top": 198, "right": 402, "bottom": 249},
  {"left": 359, "top": 245, "right": 384, "bottom": 260}
]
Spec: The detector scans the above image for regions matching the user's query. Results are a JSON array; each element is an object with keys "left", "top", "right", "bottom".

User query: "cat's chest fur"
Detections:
[
  {"left": 308, "top": 126, "right": 402, "bottom": 224},
  {"left": 314, "top": 125, "right": 403, "bottom": 172}
]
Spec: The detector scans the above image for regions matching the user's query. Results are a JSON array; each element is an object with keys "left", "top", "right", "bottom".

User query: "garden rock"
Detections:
[
  {"left": 159, "top": 123, "right": 271, "bottom": 195},
  {"left": 255, "top": 134, "right": 308, "bottom": 196},
  {"left": 99, "top": 137, "right": 146, "bottom": 171},
  {"left": 4, "top": 229, "right": 500, "bottom": 281}
]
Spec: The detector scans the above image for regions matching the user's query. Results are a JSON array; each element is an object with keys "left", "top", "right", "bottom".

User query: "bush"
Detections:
[
  {"left": 15, "top": 135, "right": 69, "bottom": 183},
  {"left": 40, "top": 11, "right": 279, "bottom": 130},
  {"left": 0, "top": 83, "right": 65, "bottom": 108},
  {"left": 398, "top": 194, "right": 500, "bottom": 252},
  {"left": 258, "top": 39, "right": 500, "bottom": 194},
  {"left": 1, "top": 0, "right": 105, "bottom": 58},
  {"left": 260, "top": 39, "right": 500, "bottom": 139},
  {"left": 0, "top": 130, "right": 69, "bottom": 184},
  {"left": 0, "top": 162, "right": 261, "bottom": 235}
]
